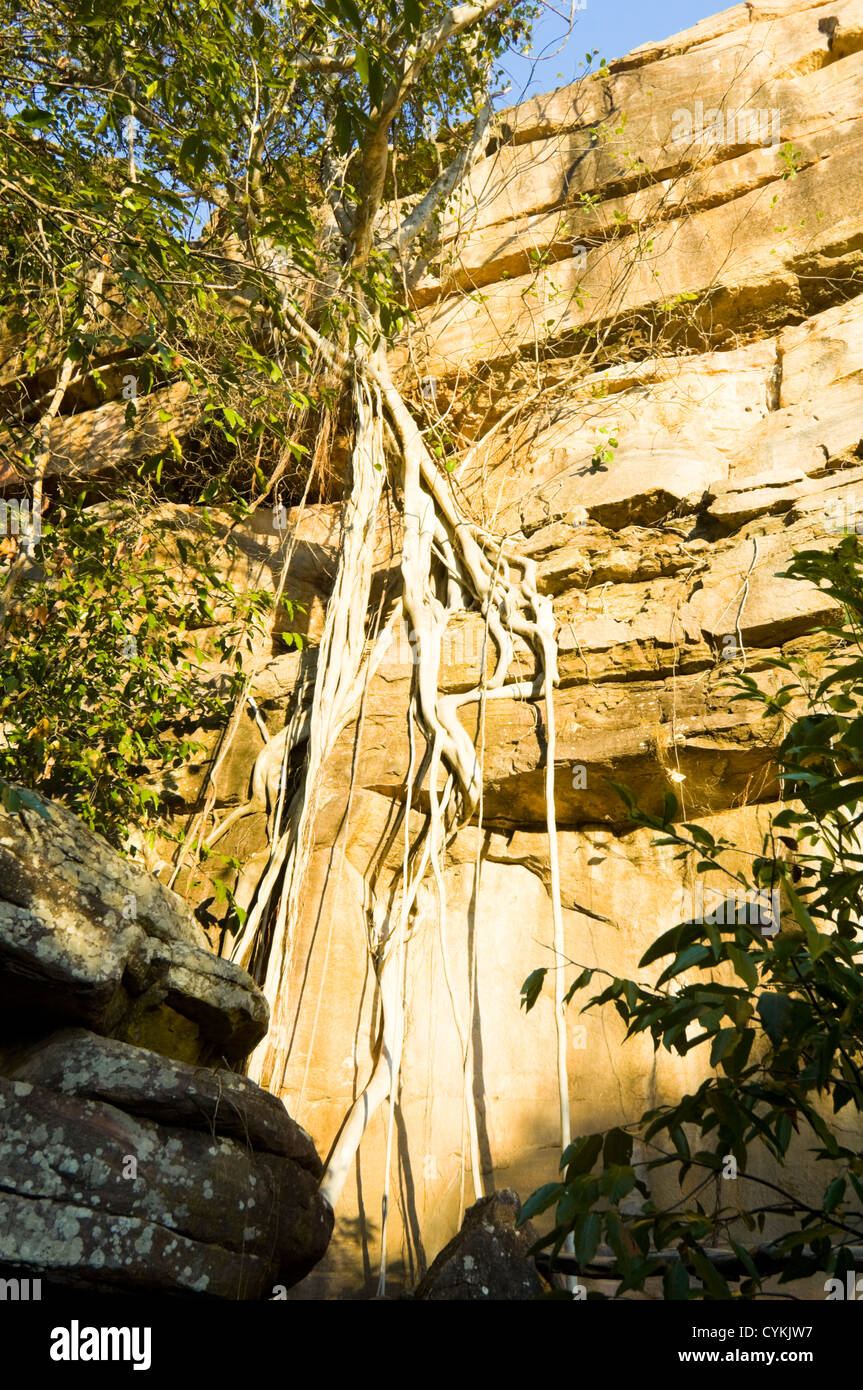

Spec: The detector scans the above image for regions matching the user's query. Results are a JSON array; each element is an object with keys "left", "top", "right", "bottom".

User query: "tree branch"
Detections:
[
  {"left": 381, "top": 99, "right": 492, "bottom": 259},
  {"left": 350, "top": 0, "right": 508, "bottom": 268},
  {"left": 292, "top": 51, "right": 357, "bottom": 73}
]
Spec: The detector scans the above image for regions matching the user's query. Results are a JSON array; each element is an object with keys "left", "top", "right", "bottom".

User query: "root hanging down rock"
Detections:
[
  {"left": 240, "top": 363, "right": 388, "bottom": 1085},
  {"left": 230, "top": 341, "right": 572, "bottom": 1280}
]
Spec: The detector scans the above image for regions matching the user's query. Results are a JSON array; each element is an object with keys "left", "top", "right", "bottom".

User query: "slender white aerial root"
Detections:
[{"left": 244, "top": 362, "right": 387, "bottom": 1088}]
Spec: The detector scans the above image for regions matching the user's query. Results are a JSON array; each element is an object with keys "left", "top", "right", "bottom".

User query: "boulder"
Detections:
[
  {"left": 0, "top": 795, "right": 267, "bottom": 1062},
  {"left": 413, "top": 1190, "right": 544, "bottom": 1300},
  {"left": 0, "top": 1030, "right": 332, "bottom": 1297},
  {"left": 4, "top": 1027, "right": 321, "bottom": 1170}
]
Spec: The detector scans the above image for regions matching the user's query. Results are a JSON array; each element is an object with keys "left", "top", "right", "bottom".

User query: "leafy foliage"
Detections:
[
  {"left": 1, "top": 0, "right": 325, "bottom": 503},
  {"left": 0, "top": 0, "right": 541, "bottom": 851},
  {"left": 0, "top": 490, "right": 272, "bottom": 846},
  {"left": 522, "top": 537, "right": 863, "bottom": 1298},
  {"left": 1, "top": 0, "right": 538, "bottom": 462}
]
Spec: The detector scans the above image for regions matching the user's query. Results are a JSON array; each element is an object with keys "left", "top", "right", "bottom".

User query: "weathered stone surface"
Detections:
[
  {"left": 459, "top": 341, "right": 778, "bottom": 536},
  {"left": 413, "top": 1191, "right": 543, "bottom": 1300},
  {"left": 314, "top": 660, "right": 794, "bottom": 831},
  {"left": 408, "top": 0, "right": 863, "bottom": 365},
  {"left": 520, "top": 444, "right": 727, "bottom": 532},
  {"left": 526, "top": 520, "right": 705, "bottom": 593},
  {"left": 687, "top": 531, "right": 842, "bottom": 643},
  {"left": 0, "top": 382, "right": 200, "bottom": 484},
  {"left": 0, "top": 1045, "right": 332, "bottom": 1297},
  {"left": 4, "top": 1028, "right": 321, "bottom": 1173},
  {"left": 0, "top": 796, "right": 267, "bottom": 1061}
]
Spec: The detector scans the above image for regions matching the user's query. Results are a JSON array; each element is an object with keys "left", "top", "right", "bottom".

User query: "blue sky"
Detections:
[{"left": 500, "top": 0, "right": 726, "bottom": 102}]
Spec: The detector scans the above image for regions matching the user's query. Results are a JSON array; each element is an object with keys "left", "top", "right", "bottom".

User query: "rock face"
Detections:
[
  {"left": 264, "top": 0, "right": 863, "bottom": 1296},
  {"left": 0, "top": 801, "right": 332, "bottom": 1296}
]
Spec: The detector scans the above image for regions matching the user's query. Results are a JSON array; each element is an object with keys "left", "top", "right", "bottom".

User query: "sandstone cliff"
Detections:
[
  {"left": 271, "top": 0, "right": 863, "bottom": 1295},
  {"left": 4, "top": 0, "right": 863, "bottom": 1301}
]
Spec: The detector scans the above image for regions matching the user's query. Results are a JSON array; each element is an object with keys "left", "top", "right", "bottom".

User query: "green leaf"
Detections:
[
  {"left": 664, "top": 1260, "right": 691, "bottom": 1300},
  {"left": 669, "top": 1124, "right": 691, "bottom": 1162},
  {"left": 333, "top": 0, "right": 363, "bottom": 27},
  {"left": 564, "top": 1132, "right": 603, "bottom": 1176},
  {"left": 605, "top": 778, "right": 635, "bottom": 812},
  {"left": 640, "top": 920, "right": 702, "bottom": 969},
  {"left": 784, "top": 878, "right": 833, "bottom": 958},
  {"left": 656, "top": 943, "right": 713, "bottom": 986},
  {"left": 603, "top": 1127, "right": 633, "bottom": 1167},
  {"left": 730, "top": 1239, "right": 760, "bottom": 1285},
  {"left": 354, "top": 44, "right": 370, "bottom": 86},
  {"left": 574, "top": 1212, "right": 602, "bottom": 1268},
  {"left": 333, "top": 102, "right": 353, "bottom": 155},
  {"left": 15, "top": 107, "right": 52, "bottom": 129},
  {"left": 0, "top": 781, "right": 50, "bottom": 819},
  {"left": 710, "top": 1028, "right": 738, "bottom": 1067},
  {"left": 824, "top": 1176, "right": 846, "bottom": 1213},
  {"left": 690, "top": 1246, "right": 731, "bottom": 1299},
  {"left": 727, "top": 945, "right": 758, "bottom": 989},
  {"left": 604, "top": 1212, "right": 633, "bottom": 1275},
  {"left": 757, "top": 992, "right": 794, "bottom": 1047},
  {"left": 602, "top": 1166, "right": 636, "bottom": 1203},
  {"left": 179, "top": 133, "right": 201, "bottom": 167},
  {"left": 517, "top": 1183, "right": 564, "bottom": 1224},
  {"left": 563, "top": 967, "right": 594, "bottom": 1005}
]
